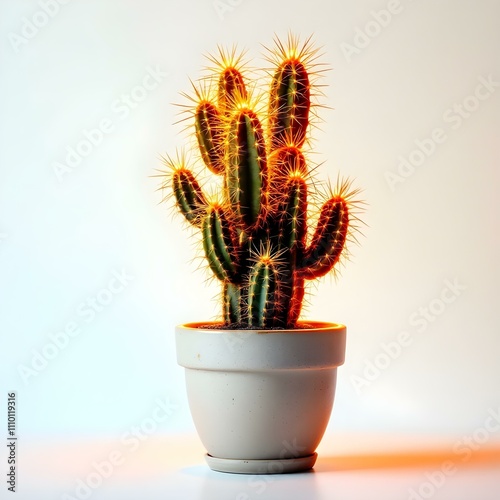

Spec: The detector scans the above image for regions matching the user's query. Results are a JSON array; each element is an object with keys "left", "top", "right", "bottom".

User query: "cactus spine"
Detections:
[{"left": 168, "top": 36, "right": 359, "bottom": 329}]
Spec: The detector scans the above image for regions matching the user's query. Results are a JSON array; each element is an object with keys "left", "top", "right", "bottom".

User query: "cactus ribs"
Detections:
[{"left": 166, "top": 35, "right": 362, "bottom": 329}]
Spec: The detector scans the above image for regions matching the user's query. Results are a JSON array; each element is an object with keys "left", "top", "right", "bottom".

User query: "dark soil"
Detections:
[{"left": 198, "top": 323, "right": 315, "bottom": 331}]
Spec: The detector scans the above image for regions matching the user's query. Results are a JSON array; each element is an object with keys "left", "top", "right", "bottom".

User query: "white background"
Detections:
[{"left": 1, "top": 0, "right": 499, "bottom": 498}]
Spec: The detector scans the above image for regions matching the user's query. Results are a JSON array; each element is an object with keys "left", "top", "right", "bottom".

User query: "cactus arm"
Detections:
[
  {"left": 287, "top": 276, "right": 305, "bottom": 326},
  {"left": 247, "top": 259, "right": 279, "bottom": 328},
  {"left": 278, "top": 176, "right": 307, "bottom": 253},
  {"left": 202, "top": 207, "right": 239, "bottom": 283},
  {"left": 271, "top": 146, "right": 307, "bottom": 180},
  {"left": 269, "top": 146, "right": 307, "bottom": 214},
  {"left": 223, "top": 282, "right": 242, "bottom": 324},
  {"left": 299, "top": 198, "right": 349, "bottom": 279},
  {"left": 268, "top": 60, "right": 310, "bottom": 150},
  {"left": 227, "top": 110, "right": 268, "bottom": 228},
  {"left": 218, "top": 68, "right": 247, "bottom": 115},
  {"left": 195, "top": 102, "right": 225, "bottom": 175},
  {"left": 270, "top": 172, "right": 307, "bottom": 328},
  {"left": 172, "top": 169, "right": 207, "bottom": 227},
  {"left": 266, "top": 175, "right": 308, "bottom": 326},
  {"left": 268, "top": 264, "right": 292, "bottom": 328}
]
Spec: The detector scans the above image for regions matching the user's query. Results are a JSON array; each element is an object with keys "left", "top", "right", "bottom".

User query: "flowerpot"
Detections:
[{"left": 175, "top": 321, "right": 346, "bottom": 474}]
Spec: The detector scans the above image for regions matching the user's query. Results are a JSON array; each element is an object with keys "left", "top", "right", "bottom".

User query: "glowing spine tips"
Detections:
[
  {"left": 168, "top": 35, "right": 361, "bottom": 328},
  {"left": 268, "top": 59, "right": 310, "bottom": 150},
  {"left": 228, "top": 109, "right": 268, "bottom": 228},
  {"left": 202, "top": 206, "right": 239, "bottom": 283},
  {"left": 195, "top": 101, "right": 225, "bottom": 175},
  {"left": 300, "top": 198, "right": 349, "bottom": 279},
  {"left": 248, "top": 259, "right": 279, "bottom": 328},
  {"left": 224, "top": 282, "right": 242, "bottom": 324},
  {"left": 218, "top": 67, "right": 247, "bottom": 115},
  {"left": 278, "top": 176, "right": 307, "bottom": 254},
  {"left": 172, "top": 168, "right": 207, "bottom": 227}
]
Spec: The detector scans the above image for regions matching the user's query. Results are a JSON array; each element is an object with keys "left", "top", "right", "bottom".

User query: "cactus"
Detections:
[{"left": 166, "top": 35, "right": 361, "bottom": 329}]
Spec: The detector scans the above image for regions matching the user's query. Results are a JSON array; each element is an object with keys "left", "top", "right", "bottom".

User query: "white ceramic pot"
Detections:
[{"left": 175, "top": 321, "right": 346, "bottom": 474}]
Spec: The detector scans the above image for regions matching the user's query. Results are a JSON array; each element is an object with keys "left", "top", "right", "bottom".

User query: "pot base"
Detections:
[{"left": 205, "top": 452, "right": 317, "bottom": 474}]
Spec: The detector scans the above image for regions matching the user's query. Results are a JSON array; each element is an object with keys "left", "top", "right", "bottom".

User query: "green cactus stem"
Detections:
[
  {"left": 299, "top": 198, "right": 349, "bottom": 279},
  {"left": 202, "top": 206, "right": 240, "bottom": 283},
  {"left": 277, "top": 175, "right": 308, "bottom": 254},
  {"left": 288, "top": 276, "right": 305, "bottom": 326},
  {"left": 172, "top": 168, "right": 207, "bottom": 227},
  {"left": 223, "top": 282, "right": 242, "bottom": 324},
  {"left": 268, "top": 59, "right": 310, "bottom": 150},
  {"left": 195, "top": 101, "right": 225, "bottom": 175},
  {"left": 248, "top": 259, "right": 280, "bottom": 328},
  {"left": 218, "top": 67, "right": 247, "bottom": 115},
  {"left": 227, "top": 109, "right": 268, "bottom": 229}
]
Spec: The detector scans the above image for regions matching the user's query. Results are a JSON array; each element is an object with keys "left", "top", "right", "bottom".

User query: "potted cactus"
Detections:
[{"left": 164, "top": 35, "right": 362, "bottom": 474}]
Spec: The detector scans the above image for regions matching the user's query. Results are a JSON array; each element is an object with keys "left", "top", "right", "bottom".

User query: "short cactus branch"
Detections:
[
  {"left": 172, "top": 168, "right": 207, "bottom": 227},
  {"left": 299, "top": 198, "right": 349, "bottom": 279},
  {"left": 202, "top": 205, "right": 240, "bottom": 284},
  {"left": 248, "top": 258, "right": 280, "bottom": 328},
  {"left": 195, "top": 102, "right": 225, "bottom": 175}
]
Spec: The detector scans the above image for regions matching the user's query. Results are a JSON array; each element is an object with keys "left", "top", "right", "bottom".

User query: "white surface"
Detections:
[{"left": 13, "top": 433, "right": 500, "bottom": 500}]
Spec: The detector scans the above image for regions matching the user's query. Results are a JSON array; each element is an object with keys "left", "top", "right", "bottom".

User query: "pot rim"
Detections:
[
  {"left": 177, "top": 320, "right": 345, "bottom": 335},
  {"left": 176, "top": 321, "right": 347, "bottom": 371}
]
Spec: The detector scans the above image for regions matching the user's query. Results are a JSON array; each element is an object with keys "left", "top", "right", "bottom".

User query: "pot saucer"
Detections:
[{"left": 205, "top": 452, "right": 317, "bottom": 474}]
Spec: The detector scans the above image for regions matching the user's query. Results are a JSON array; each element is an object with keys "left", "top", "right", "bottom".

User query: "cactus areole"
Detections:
[{"left": 167, "top": 35, "right": 360, "bottom": 329}]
